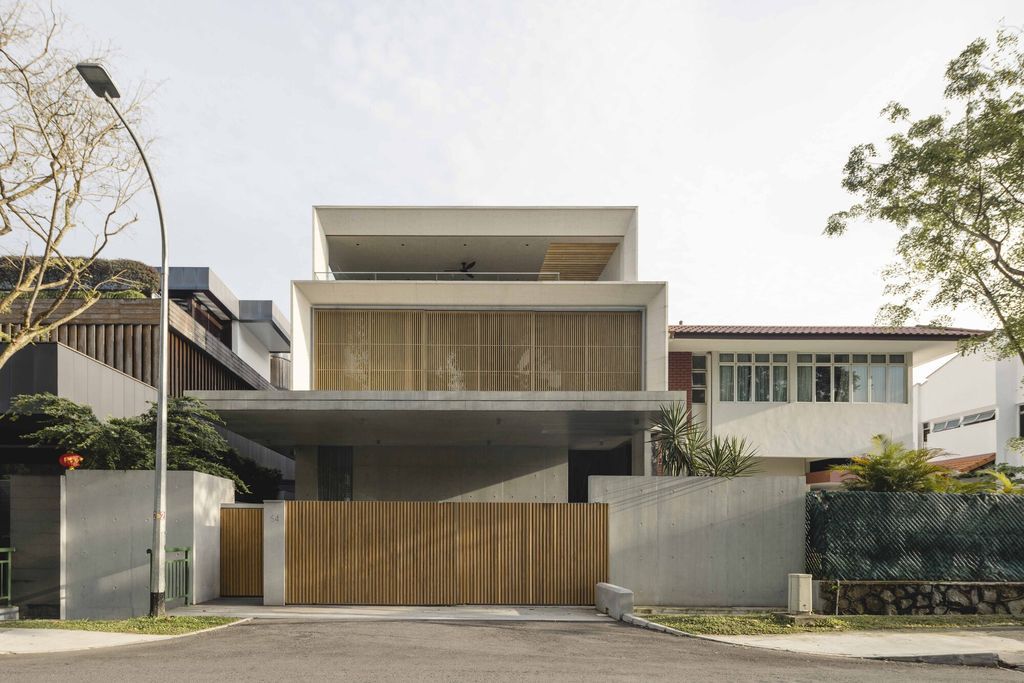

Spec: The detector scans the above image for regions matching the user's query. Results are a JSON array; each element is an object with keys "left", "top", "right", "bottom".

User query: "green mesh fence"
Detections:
[{"left": 806, "top": 491, "right": 1024, "bottom": 581}]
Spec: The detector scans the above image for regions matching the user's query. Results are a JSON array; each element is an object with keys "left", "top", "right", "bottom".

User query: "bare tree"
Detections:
[{"left": 0, "top": 2, "right": 151, "bottom": 370}]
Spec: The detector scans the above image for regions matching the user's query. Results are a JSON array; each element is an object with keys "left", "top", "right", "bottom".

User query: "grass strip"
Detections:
[
  {"left": 646, "top": 613, "right": 1024, "bottom": 636},
  {"left": 0, "top": 616, "right": 237, "bottom": 635}
]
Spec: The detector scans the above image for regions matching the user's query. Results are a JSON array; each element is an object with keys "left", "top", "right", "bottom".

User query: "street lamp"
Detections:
[{"left": 75, "top": 62, "right": 170, "bottom": 618}]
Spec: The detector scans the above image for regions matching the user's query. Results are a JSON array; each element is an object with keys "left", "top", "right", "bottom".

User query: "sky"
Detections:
[{"left": 43, "top": 0, "right": 1023, "bottom": 329}]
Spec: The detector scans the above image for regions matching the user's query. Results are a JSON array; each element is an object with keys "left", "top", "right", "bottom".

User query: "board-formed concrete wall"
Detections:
[
  {"left": 589, "top": 476, "right": 805, "bottom": 607},
  {"left": 63, "top": 470, "right": 234, "bottom": 619}
]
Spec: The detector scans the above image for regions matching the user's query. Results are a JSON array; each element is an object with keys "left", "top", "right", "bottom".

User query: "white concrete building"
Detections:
[
  {"left": 668, "top": 325, "right": 982, "bottom": 481},
  {"left": 195, "top": 206, "right": 984, "bottom": 498},
  {"left": 917, "top": 353, "right": 1023, "bottom": 467}
]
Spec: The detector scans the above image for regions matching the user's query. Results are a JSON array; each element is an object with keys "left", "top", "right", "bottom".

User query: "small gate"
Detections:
[{"left": 220, "top": 506, "right": 263, "bottom": 597}]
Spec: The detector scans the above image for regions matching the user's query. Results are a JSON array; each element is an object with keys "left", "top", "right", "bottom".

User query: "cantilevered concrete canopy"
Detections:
[{"left": 190, "top": 390, "right": 680, "bottom": 451}]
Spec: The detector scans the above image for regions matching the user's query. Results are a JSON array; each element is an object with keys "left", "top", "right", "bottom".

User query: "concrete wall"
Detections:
[
  {"left": 63, "top": 470, "right": 234, "bottom": 619},
  {"left": 590, "top": 476, "right": 806, "bottom": 607},
  {"left": 9, "top": 476, "right": 62, "bottom": 618},
  {"left": 232, "top": 322, "right": 272, "bottom": 381},
  {"left": 350, "top": 446, "right": 568, "bottom": 502}
]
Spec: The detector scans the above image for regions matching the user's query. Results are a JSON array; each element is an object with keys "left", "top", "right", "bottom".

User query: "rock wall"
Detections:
[{"left": 819, "top": 581, "right": 1024, "bottom": 616}]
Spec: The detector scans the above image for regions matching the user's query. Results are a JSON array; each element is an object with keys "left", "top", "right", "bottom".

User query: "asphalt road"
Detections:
[{"left": 3, "top": 619, "right": 1016, "bottom": 682}]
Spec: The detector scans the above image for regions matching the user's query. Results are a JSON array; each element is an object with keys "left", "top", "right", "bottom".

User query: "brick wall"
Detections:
[{"left": 668, "top": 351, "right": 692, "bottom": 394}]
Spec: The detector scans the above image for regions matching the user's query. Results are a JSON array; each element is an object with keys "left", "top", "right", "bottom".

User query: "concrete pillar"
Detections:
[
  {"left": 631, "top": 430, "right": 653, "bottom": 476},
  {"left": 293, "top": 446, "right": 318, "bottom": 500},
  {"left": 262, "top": 500, "right": 286, "bottom": 606}
]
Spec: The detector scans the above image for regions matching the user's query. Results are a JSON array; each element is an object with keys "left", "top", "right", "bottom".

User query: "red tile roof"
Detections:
[
  {"left": 932, "top": 453, "right": 996, "bottom": 474},
  {"left": 669, "top": 325, "right": 989, "bottom": 340}
]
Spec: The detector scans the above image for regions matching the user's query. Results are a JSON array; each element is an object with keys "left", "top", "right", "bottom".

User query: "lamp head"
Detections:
[{"left": 75, "top": 62, "right": 120, "bottom": 99}]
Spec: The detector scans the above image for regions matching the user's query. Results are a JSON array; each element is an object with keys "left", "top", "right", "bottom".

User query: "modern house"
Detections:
[
  {"left": 198, "top": 206, "right": 675, "bottom": 502},
  {"left": 668, "top": 325, "right": 985, "bottom": 484},
  {"left": 916, "top": 352, "right": 1023, "bottom": 467},
  {"left": 196, "top": 205, "right": 987, "bottom": 499}
]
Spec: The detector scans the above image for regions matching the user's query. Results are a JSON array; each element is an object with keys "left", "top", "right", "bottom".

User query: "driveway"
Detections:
[{"left": 3, "top": 619, "right": 1020, "bottom": 682}]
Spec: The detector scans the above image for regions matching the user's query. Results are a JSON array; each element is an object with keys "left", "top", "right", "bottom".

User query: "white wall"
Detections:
[
  {"left": 63, "top": 470, "right": 234, "bottom": 619},
  {"left": 232, "top": 322, "right": 272, "bottom": 381},
  {"left": 591, "top": 476, "right": 806, "bottom": 607}
]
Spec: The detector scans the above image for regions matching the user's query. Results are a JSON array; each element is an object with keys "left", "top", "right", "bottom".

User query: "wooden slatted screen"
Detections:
[
  {"left": 285, "top": 501, "right": 608, "bottom": 605},
  {"left": 220, "top": 507, "right": 263, "bottom": 597},
  {"left": 539, "top": 242, "right": 620, "bottom": 281},
  {"left": 313, "top": 309, "right": 642, "bottom": 392}
]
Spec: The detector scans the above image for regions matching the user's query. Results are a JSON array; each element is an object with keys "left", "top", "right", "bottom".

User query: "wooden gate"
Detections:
[
  {"left": 220, "top": 506, "right": 263, "bottom": 597},
  {"left": 285, "top": 501, "right": 608, "bottom": 605}
]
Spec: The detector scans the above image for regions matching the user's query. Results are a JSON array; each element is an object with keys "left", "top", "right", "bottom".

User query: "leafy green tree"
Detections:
[
  {"left": 832, "top": 435, "right": 969, "bottom": 492},
  {"left": 825, "top": 29, "right": 1024, "bottom": 364},
  {"left": 4, "top": 393, "right": 281, "bottom": 498}
]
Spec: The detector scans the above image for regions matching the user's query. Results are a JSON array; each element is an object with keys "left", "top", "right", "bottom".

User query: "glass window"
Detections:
[
  {"left": 692, "top": 371, "right": 706, "bottom": 387},
  {"left": 815, "top": 366, "right": 831, "bottom": 402},
  {"left": 737, "top": 365, "right": 752, "bottom": 401},
  {"left": 692, "top": 355, "right": 707, "bottom": 370},
  {"left": 869, "top": 365, "right": 886, "bottom": 403},
  {"left": 797, "top": 366, "right": 813, "bottom": 402},
  {"left": 773, "top": 366, "right": 788, "bottom": 402},
  {"left": 887, "top": 365, "right": 906, "bottom": 403},
  {"left": 719, "top": 365, "right": 734, "bottom": 401},
  {"left": 834, "top": 354, "right": 850, "bottom": 363},
  {"left": 851, "top": 364, "right": 868, "bottom": 402},
  {"left": 870, "top": 354, "right": 886, "bottom": 364},
  {"left": 815, "top": 354, "right": 831, "bottom": 363},
  {"left": 737, "top": 353, "right": 752, "bottom": 363},
  {"left": 755, "top": 365, "right": 771, "bottom": 401},
  {"left": 853, "top": 354, "right": 868, "bottom": 363},
  {"left": 797, "top": 354, "right": 813, "bottom": 363},
  {"left": 889, "top": 354, "right": 906, "bottom": 364},
  {"left": 833, "top": 365, "right": 850, "bottom": 402},
  {"left": 755, "top": 353, "right": 770, "bottom": 363},
  {"left": 773, "top": 353, "right": 788, "bottom": 363},
  {"left": 692, "top": 388, "right": 706, "bottom": 404},
  {"left": 720, "top": 353, "right": 734, "bottom": 362}
]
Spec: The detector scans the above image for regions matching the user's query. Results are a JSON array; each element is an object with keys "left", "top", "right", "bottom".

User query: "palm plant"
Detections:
[
  {"left": 978, "top": 469, "right": 1024, "bottom": 495},
  {"left": 692, "top": 435, "right": 761, "bottom": 477},
  {"left": 833, "top": 435, "right": 953, "bottom": 492}
]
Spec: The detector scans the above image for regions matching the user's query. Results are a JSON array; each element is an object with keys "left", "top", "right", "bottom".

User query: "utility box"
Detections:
[{"left": 787, "top": 573, "right": 812, "bottom": 614}]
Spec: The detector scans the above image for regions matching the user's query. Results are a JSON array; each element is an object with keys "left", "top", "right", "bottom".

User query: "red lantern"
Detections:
[{"left": 58, "top": 453, "right": 84, "bottom": 470}]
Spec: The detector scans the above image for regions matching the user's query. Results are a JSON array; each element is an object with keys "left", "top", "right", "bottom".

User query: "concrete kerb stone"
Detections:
[
  {"left": 596, "top": 583, "right": 634, "bottom": 620},
  {"left": 0, "top": 618, "right": 251, "bottom": 656}
]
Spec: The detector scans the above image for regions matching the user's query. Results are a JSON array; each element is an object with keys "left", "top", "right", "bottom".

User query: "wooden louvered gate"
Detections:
[
  {"left": 284, "top": 501, "right": 608, "bottom": 605},
  {"left": 220, "top": 506, "right": 263, "bottom": 597}
]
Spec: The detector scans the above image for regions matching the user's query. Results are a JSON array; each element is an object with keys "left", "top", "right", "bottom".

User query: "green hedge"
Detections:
[
  {"left": 806, "top": 491, "right": 1024, "bottom": 581},
  {"left": 0, "top": 257, "right": 158, "bottom": 295}
]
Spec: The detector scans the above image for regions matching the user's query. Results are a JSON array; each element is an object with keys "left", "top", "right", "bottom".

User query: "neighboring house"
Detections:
[
  {"left": 668, "top": 325, "right": 984, "bottom": 482},
  {"left": 916, "top": 352, "right": 1024, "bottom": 467},
  {"left": 0, "top": 267, "right": 295, "bottom": 487},
  {"left": 198, "top": 206, "right": 674, "bottom": 502}
]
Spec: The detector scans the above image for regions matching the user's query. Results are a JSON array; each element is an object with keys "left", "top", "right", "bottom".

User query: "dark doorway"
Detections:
[{"left": 568, "top": 442, "right": 631, "bottom": 503}]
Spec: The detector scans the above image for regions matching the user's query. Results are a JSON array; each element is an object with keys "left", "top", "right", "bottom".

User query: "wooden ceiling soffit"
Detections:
[{"left": 539, "top": 243, "right": 619, "bottom": 281}]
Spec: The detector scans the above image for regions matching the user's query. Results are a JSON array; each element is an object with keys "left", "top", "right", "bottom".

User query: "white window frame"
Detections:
[
  {"left": 793, "top": 352, "right": 907, "bottom": 405},
  {"left": 718, "top": 352, "right": 789, "bottom": 403}
]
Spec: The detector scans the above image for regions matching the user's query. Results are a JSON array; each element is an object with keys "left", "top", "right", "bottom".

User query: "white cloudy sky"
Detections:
[{"left": 54, "top": 0, "right": 1021, "bottom": 328}]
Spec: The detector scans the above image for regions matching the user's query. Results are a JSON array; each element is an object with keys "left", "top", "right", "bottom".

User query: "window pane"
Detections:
[
  {"left": 692, "top": 356, "right": 707, "bottom": 370},
  {"left": 692, "top": 371, "right": 706, "bottom": 387},
  {"left": 815, "top": 366, "right": 831, "bottom": 402},
  {"left": 870, "top": 365, "right": 886, "bottom": 402},
  {"left": 834, "top": 354, "right": 850, "bottom": 363},
  {"left": 720, "top": 353, "right": 734, "bottom": 362},
  {"left": 853, "top": 354, "right": 868, "bottom": 363},
  {"left": 773, "top": 366, "right": 788, "bottom": 402},
  {"left": 755, "top": 353, "right": 770, "bottom": 363},
  {"left": 887, "top": 365, "right": 906, "bottom": 403},
  {"left": 797, "top": 354, "right": 813, "bottom": 363},
  {"left": 737, "top": 353, "right": 752, "bottom": 363},
  {"left": 797, "top": 366, "right": 813, "bottom": 402},
  {"left": 889, "top": 354, "right": 905, "bottom": 364},
  {"left": 755, "top": 365, "right": 770, "bottom": 401},
  {"left": 737, "top": 365, "right": 752, "bottom": 401},
  {"left": 833, "top": 366, "right": 850, "bottom": 402},
  {"left": 851, "top": 364, "right": 868, "bottom": 402},
  {"left": 773, "top": 353, "right": 788, "bottom": 363},
  {"left": 815, "top": 354, "right": 831, "bottom": 363},
  {"left": 719, "top": 365, "right": 734, "bottom": 401},
  {"left": 692, "top": 388, "right": 706, "bottom": 404},
  {"left": 870, "top": 354, "right": 886, "bottom": 364}
]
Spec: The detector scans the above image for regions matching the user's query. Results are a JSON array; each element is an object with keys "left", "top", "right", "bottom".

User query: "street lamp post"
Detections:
[{"left": 75, "top": 63, "right": 170, "bottom": 617}]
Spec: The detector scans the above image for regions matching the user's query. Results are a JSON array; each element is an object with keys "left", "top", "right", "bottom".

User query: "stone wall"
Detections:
[{"left": 819, "top": 581, "right": 1024, "bottom": 616}]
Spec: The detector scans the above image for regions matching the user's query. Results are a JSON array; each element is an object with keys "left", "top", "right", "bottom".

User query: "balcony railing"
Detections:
[{"left": 314, "top": 271, "right": 561, "bottom": 282}]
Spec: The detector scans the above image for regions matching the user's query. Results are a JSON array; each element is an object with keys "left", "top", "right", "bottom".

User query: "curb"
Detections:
[{"left": 620, "top": 614, "right": 1015, "bottom": 669}]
